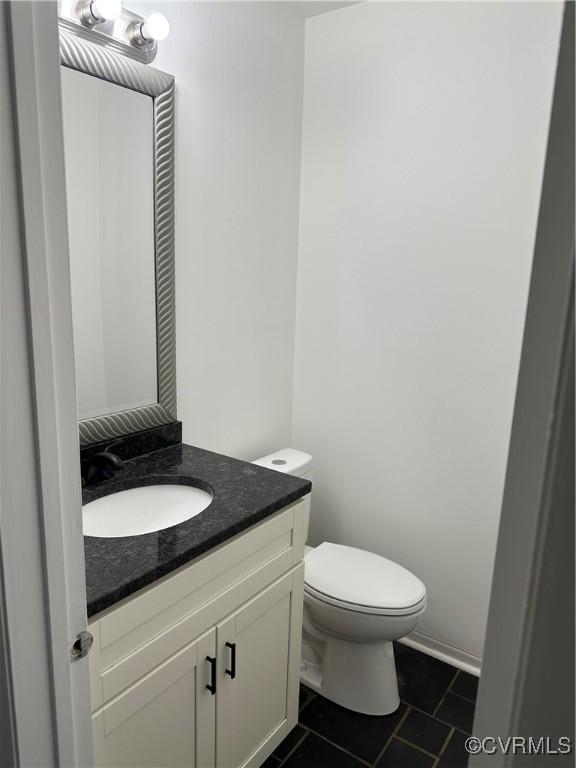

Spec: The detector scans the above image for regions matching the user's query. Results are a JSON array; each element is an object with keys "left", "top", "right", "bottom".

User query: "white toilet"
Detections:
[{"left": 253, "top": 448, "right": 426, "bottom": 716}]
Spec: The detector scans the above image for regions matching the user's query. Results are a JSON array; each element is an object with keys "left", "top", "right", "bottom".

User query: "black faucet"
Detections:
[{"left": 83, "top": 450, "right": 124, "bottom": 486}]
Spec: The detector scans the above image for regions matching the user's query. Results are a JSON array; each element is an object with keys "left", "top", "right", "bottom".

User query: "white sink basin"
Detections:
[{"left": 83, "top": 483, "right": 214, "bottom": 538}]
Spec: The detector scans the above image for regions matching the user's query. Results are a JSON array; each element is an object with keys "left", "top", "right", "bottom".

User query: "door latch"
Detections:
[{"left": 71, "top": 630, "right": 93, "bottom": 660}]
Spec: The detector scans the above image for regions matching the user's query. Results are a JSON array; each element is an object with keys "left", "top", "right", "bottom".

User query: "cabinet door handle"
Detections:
[
  {"left": 206, "top": 656, "right": 216, "bottom": 695},
  {"left": 225, "top": 642, "right": 236, "bottom": 679}
]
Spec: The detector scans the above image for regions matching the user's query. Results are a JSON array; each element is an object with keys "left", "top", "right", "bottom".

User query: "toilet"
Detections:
[{"left": 252, "top": 449, "right": 426, "bottom": 716}]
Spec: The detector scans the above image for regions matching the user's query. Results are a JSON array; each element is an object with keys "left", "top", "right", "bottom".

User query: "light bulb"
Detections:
[
  {"left": 90, "top": 0, "right": 122, "bottom": 21},
  {"left": 140, "top": 13, "right": 170, "bottom": 42}
]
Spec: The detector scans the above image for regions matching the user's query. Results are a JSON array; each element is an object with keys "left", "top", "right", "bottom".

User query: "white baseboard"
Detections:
[{"left": 399, "top": 631, "right": 482, "bottom": 677}]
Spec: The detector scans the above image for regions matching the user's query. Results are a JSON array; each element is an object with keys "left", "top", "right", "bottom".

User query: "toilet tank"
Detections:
[{"left": 252, "top": 448, "right": 313, "bottom": 482}]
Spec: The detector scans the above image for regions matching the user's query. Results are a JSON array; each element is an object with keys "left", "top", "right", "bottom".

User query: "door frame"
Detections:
[
  {"left": 0, "top": 1, "right": 93, "bottom": 765},
  {"left": 472, "top": 0, "right": 574, "bottom": 759}
]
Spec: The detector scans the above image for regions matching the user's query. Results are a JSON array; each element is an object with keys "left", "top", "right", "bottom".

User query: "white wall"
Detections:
[
  {"left": 141, "top": 1, "right": 306, "bottom": 459},
  {"left": 293, "top": 1, "right": 563, "bottom": 667}
]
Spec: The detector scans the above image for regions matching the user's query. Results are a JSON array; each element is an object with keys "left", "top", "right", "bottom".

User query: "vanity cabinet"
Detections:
[
  {"left": 88, "top": 498, "right": 309, "bottom": 768},
  {"left": 93, "top": 628, "right": 216, "bottom": 768},
  {"left": 216, "top": 569, "right": 303, "bottom": 768}
]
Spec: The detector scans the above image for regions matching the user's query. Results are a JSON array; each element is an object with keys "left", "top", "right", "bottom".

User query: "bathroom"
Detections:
[{"left": 0, "top": 1, "right": 573, "bottom": 767}]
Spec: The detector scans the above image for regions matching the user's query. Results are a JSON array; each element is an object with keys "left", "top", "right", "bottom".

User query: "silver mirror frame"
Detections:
[{"left": 59, "top": 23, "right": 176, "bottom": 446}]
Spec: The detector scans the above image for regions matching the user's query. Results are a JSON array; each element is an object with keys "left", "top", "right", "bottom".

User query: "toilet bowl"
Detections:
[
  {"left": 252, "top": 449, "right": 427, "bottom": 716},
  {"left": 302, "top": 542, "right": 426, "bottom": 715}
]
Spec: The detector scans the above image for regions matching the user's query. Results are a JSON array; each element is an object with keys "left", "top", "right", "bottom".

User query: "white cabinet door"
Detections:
[
  {"left": 92, "top": 628, "right": 216, "bottom": 768},
  {"left": 216, "top": 565, "right": 304, "bottom": 768}
]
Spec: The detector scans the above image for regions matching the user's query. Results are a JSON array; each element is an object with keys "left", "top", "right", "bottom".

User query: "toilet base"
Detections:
[{"left": 300, "top": 635, "right": 400, "bottom": 716}]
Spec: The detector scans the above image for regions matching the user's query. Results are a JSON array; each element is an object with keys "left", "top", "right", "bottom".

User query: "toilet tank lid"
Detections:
[{"left": 252, "top": 448, "right": 313, "bottom": 476}]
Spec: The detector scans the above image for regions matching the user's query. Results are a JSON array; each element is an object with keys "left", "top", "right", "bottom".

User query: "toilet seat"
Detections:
[
  {"left": 304, "top": 583, "right": 426, "bottom": 616},
  {"left": 304, "top": 542, "right": 426, "bottom": 617}
]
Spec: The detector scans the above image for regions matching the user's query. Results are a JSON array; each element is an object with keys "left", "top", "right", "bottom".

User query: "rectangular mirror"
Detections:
[
  {"left": 59, "top": 26, "right": 176, "bottom": 445},
  {"left": 62, "top": 68, "right": 157, "bottom": 420}
]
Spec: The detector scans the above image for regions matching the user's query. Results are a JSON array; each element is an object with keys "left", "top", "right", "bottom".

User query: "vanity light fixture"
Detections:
[
  {"left": 129, "top": 12, "right": 170, "bottom": 47},
  {"left": 80, "top": 0, "right": 122, "bottom": 27}
]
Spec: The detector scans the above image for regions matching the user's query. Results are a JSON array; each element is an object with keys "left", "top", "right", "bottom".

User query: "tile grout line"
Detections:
[
  {"left": 432, "top": 712, "right": 473, "bottom": 736},
  {"left": 445, "top": 690, "right": 478, "bottom": 706},
  {"left": 446, "top": 687, "right": 479, "bottom": 706},
  {"left": 449, "top": 693, "right": 477, "bottom": 705},
  {"left": 447, "top": 671, "right": 478, "bottom": 704},
  {"left": 399, "top": 695, "right": 475, "bottom": 727},
  {"left": 438, "top": 726, "right": 455, "bottom": 756},
  {"left": 296, "top": 724, "right": 372, "bottom": 767},
  {"left": 432, "top": 669, "right": 460, "bottom": 718},
  {"left": 370, "top": 704, "right": 412, "bottom": 767},
  {"left": 275, "top": 691, "right": 317, "bottom": 765},
  {"left": 298, "top": 691, "right": 316, "bottom": 716},
  {"left": 399, "top": 699, "right": 441, "bottom": 719},
  {"left": 433, "top": 686, "right": 476, "bottom": 735},
  {"left": 431, "top": 726, "right": 455, "bottom": 768},
  {"left": 394, "top": 734, "right": 441, "bottom": 760},
  {"left": 395, "top": 698, "right": 469, "bottom": 764},
  {"left": 275, "top": 727, "right": 309, "bottom": 768}
]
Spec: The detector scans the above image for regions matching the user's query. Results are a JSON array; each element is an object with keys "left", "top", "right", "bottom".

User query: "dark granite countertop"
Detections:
[{"left": 83, "top": 443, "right": 311, "bottom": 618}]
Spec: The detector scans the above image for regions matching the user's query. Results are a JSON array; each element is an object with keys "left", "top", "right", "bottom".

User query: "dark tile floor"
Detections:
[{"left": 267, "top": 643, "right": 478, "bottom": 768}]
